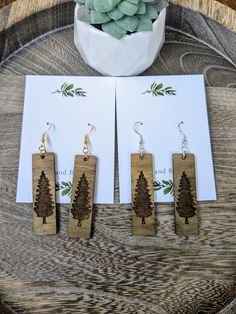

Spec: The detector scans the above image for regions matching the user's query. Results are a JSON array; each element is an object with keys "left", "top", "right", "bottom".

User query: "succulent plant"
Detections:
[{"left": 75, "top": 0, "right": 168, "bottom": 39}]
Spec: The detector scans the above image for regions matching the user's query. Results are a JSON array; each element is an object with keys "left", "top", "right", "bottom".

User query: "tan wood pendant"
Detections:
[
  {"left": 32, "top": 153, "right": 57, "bottom": 235},
  {"left": 131, "top": 153, "right": 155, "bottom": 236},
  {"left": 68, "top": 155, "right": 97, "bottom": 239},
  {"left": 172, "top": 153, "right": 199, "bottom": 235}
]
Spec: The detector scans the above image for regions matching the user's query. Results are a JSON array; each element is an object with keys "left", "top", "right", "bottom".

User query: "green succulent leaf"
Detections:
[
  {"left": 94, "top": 0, "right": 122, "bottom": 13},
  {"left": 76, "top": 0, "right": 168, "bottom": 39},
  {"left": 137, "top": 3, "right": 146, "bottom": 14},
  {"left": 90, "top": 10, "right": 111, "bottom": 24},
  {"left": 85, "top": 0, "right": 95, "bottom": 9},
  {"left": 153, "top": 0, "right": 169, "bottom": 13},
  {"left": 118, "top": 1, "right": 139, "bottom": 16},
  {"left": 102, "top": 21, "right": 127, "bottom": 39},
  {"left": 107, "top": 8, "right": 125, "bottom": 20},
  {"left": 135, "top": 18, "right": 152, "bottom": 32},
  {"left": 115, "top": 16, "right": 138, "bottom": 32},
  {"left": 141, "top": 4, "right": 159, "bottom": 19}
]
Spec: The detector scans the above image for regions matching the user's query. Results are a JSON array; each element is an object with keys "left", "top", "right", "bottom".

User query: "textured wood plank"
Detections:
[
  {"left": 0, "top": 85, "right": 235, "bottom": 312},
  {"left": 0, "top": 0, "right": 235, "bottom": 32},
  {"left": 216, "top": 0, "right": 236, "bottom": 10},
  {"left": 0, "top": 26, "right": 235, "bottom": 313},
  {"left": 0, "top": 0, "right": 14, "bottom": 10},
  {"left": 0, "top": 0, "right": 235, "bottom": 65},
  {"left": 1, "top": 0, "right": 236, "bottom": 11},
  {"left": 6, "top": 0, "right": 71, "bottom": 28},
  {"left": 169, "top": 0, "right": 236, "bottom": 32}
]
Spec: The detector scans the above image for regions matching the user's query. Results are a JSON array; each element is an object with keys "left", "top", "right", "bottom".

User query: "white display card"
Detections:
[
  {"left": 116, "top": 75, "right": 216, "bottom": 203},
  {"left": 16, "top": 75, "right": 116, "bottom": 204}
]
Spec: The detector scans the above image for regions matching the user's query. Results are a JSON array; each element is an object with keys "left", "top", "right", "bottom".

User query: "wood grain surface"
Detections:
[
  {"left": 0, "top": 0, "right": 236, "bottom": 35},
  {"left": 0, "top": 22, "right": 235, "bottom": 312},
  {"left": 0, "top": 0, "right": 14, "bottom": 9},
  {"left": 169, "top": 0, "right": 236, "bottom": 32},
  {"left": 0, "top": 0, "right": 231, "bottom": 10},
  {"left": 217, "top": 0, "right": 236, "bottom": 10},
  {"left": 1, "top": 3, "right": 236, "bottom": 68},
  {"left": 1, "top": 1, "right": 236, "bottom": 65}
]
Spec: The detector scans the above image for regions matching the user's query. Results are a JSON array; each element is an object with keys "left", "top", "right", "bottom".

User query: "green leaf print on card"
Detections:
[
  {"left": 52, "top": 83, "right": 87, "bottom": 97},
  {"left": 153, "top": 179, "right": 174, "bottom": 195},
  {"left": 142, "top": 82, "right": 176, "bottom": 97}
]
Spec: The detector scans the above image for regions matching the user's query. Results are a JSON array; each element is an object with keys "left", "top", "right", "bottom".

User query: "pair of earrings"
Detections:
[
  {"left": 32, "top": 121, "right": 198, "bottom": 238},
  {"left": 32, "top": 122, "right": 96, "bottom": 238},
  {"left": 131, "top": 121, "right": 198, "bottom": 236}
]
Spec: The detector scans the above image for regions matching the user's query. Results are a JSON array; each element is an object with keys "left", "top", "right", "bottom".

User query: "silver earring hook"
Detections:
[
  {"left": 178, "top": 121, "right": 188, "bottom": 159},
  {"left": 134, "top": 121, "right": 144, "bottom": 159}
]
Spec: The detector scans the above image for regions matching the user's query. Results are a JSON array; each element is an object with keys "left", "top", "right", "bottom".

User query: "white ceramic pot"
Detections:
[{"left": 74, "top": 4, "right": 166, "bottom": 76}]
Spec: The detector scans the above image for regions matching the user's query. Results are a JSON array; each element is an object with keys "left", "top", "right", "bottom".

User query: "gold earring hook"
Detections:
[
  {"left": 45, "top": 122, "right": 53, "bottom": 135},
  {"left": 41, "top": 122, "right": 53, "bottom": 142},
  {"left": 83, "top": 123, "right": 95, "bottom": 160},
  {"left": 85, "top": 123, "right": 95, "bottom": 137},
  {"left": 178, "top": 121, "right": 188, "bottom": 159},
  {"left": 134, "top": 121, "right": 144, "bottom": 159},
  {"left": 39, "top": 122, "right": 53, "bottom": 156}
]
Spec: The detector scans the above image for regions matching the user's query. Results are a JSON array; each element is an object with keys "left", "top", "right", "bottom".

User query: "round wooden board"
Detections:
[{"left": 0, "top": 1, "right": 236, "bottom": 314}]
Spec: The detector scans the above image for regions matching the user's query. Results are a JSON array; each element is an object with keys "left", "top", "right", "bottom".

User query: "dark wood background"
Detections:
[
  {"left": 216, "top": 0, "right": 236, "bottom": 9},
  {"left": 0, "top": 0, "right": 14, "bottom": 9},
  {"left": 1, "top": 0, "right": 236, "bottom": 10},
  {"left": 0, "top": 0, "right": 236, "bottom": 313}
]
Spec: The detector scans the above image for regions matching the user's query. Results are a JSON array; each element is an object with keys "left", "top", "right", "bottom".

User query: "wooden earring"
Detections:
[
  {"left": 131, "top": 122, "right": 155, "bottom": 236},
  {"left": 172, "top": 121, "right": 199, "bottom": 235},
  {"left": 68, "top": 123, "right": 97, "bottom": 239},
  {"left": 32, "top": 122, "right": 57, "bottom": 235}
]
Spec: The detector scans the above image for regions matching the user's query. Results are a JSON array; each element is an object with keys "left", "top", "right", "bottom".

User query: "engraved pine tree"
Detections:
[
  {"left": 71, "top": 173, "right": 91, "bottom": 227},
  {"left": 34, "top": 171, "right": 54, "bottom": 224},
  {"left": 176, "top": 171, "right": 196, "bottom": 224},
  {"left": 133, "top": 171, "right": 153, "bottom": 224}
]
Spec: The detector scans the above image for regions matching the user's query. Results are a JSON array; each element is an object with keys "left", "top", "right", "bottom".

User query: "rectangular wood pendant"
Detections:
[
  {"left": 32, "top": 153, "right": 57, "bottom": 235},
  {"left": 131, "top": 153, "right": 155, "bottom": 236},
  {"left": 68, "top": 155, "right": 97, "bottom": 239},
  {"left": 173, "top": 153, "right": 199, "bottom": 235}
]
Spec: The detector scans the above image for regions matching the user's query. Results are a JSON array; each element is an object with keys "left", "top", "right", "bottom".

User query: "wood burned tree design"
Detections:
[
  {"left": 71, "top": 173, "right": 91, "bottom": 227},
  {"left": 34, "top": 171, "right": 54, "bottom": 224},
  {"left": 133, "top": 171, "right": 153, "bottom": 224},
  {"left": 176, "top": 171, "right": 196, "bottom": 224}
]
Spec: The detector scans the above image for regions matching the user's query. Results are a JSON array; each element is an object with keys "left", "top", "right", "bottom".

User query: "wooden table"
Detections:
[{"left": 0, "top": 1, "right": 236, "bottom": 313}]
